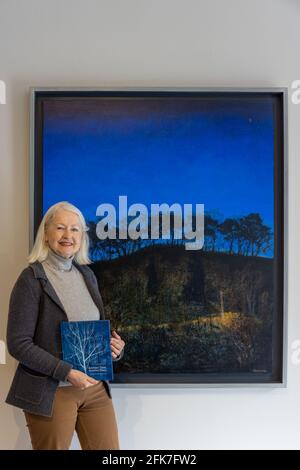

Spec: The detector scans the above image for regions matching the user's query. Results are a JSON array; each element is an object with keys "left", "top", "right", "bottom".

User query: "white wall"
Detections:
[{"left": 0, "top": 0, "right": 299, "bottom": 450}]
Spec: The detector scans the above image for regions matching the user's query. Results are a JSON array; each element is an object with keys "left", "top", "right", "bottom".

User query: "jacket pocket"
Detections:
[{"left": 14, "top": 366, "right": 47, "bottom": 405}]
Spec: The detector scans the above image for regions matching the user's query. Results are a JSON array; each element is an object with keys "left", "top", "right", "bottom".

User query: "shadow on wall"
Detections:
[
  {"left": 0, "top": 363, "right": 31, "bottom": 449},
  {"left": 13, "top": 407, "right": 31, "bottom": 450},
  {"left": 111, "top": 387, "right": 143, "bottom": 450}
]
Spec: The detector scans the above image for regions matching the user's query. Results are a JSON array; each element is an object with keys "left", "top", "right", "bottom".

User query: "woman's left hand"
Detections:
[{"left": 110, "top": 330, "right": 125, "bottom": 359}]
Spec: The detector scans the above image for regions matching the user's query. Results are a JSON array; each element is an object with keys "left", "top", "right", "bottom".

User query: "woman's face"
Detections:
[{"left": 45, "top": 209, "right": 83, "bottom": 259}]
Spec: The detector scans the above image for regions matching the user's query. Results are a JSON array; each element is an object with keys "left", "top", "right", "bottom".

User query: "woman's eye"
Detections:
[{"left": 72, "top": 228, "right": 79, "bottom": 232}]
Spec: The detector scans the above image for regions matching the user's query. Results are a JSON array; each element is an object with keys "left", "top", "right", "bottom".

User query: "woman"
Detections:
[{"left": 6, "top": 201, "right": 125, "bottom": 450}]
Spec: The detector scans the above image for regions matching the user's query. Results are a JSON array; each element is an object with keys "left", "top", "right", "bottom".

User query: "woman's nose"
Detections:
[{"left": 63, "top": 228, "right": 72, "bottom": 236}]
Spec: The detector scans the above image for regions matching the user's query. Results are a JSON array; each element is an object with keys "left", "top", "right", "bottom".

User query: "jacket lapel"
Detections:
[{"left": 30, "top": 262, "right": 68, "bottom": 318}]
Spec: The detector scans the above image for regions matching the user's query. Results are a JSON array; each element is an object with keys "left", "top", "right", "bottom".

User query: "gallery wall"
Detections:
[{"left": 0, "top": 0, "right": 300, "bottom": 449}]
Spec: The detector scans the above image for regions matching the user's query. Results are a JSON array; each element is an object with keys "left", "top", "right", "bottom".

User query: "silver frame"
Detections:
[{"left": 29, "top": 87, "right": 288, "bottom": 389}]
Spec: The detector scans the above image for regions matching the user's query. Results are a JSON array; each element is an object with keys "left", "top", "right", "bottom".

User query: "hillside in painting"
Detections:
[{"left": 91, "top": 244, "right": 274, "bottom": 376}]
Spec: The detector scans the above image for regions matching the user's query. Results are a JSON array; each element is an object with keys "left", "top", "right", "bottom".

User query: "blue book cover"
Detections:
[{"left": 60, "top": 320, "right": 113, "bottom": 381}]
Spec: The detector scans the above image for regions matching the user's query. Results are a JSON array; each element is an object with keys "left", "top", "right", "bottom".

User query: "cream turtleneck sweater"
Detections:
[
  {"left": 42, "top": 248, "right": 100, "bottom": 387},
  {"left": 42, "top": 248, "right": 100, "bottom": 322}
]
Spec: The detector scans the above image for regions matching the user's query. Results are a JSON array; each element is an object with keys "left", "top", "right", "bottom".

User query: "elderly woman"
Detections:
[{"left": 6, "top": 201, "right": 125, "bottom": 450}]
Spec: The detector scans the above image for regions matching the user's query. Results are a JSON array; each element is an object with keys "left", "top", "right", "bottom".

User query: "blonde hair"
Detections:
[{"left": 28, "top": 201, "right": 92, "bottom": 265}]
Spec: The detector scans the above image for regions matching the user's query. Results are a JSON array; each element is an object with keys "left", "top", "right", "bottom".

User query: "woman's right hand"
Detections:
[{"left": 66, "top": 369, "right": 99, "bottom": 389}]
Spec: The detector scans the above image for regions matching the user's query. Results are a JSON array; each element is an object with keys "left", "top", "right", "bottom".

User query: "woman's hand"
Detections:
[
  {"left": 110, "top": 330, "right": 125, "bottom": 359},
  {"left": 66, "top": 369, "right": 99, "bottom": 390}
]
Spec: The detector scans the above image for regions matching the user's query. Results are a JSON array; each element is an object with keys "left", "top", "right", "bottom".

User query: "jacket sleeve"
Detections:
[{"left": 6, "top": 270, "right": 72, "bottom": 382}]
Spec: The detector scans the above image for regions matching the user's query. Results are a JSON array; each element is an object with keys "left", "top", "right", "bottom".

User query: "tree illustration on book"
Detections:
[{"left": 60, "top": 320, "right": 113, "bottom": 381}]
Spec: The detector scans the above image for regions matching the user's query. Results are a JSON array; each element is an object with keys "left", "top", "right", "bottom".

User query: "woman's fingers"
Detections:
[
  {"left": 111, "top": 337, "right": 125, "bottom": 348},
  {"left": 110, "top": 331, "right": 125, "bottom": 359},
  {"left": 87, "top": 377, "right": 99, "bottom": 385},
  {"left": 111, "top": 338, "right": 125, "bottom": 351},
  {"left": 111, "top": 343, "right": 121, "bottom": 354},
  {"left": 112, "top": 330, "right": 121, "bottom": 339},
  {"left": 110, "top": 338, "right": 122, "bottom": 347}
]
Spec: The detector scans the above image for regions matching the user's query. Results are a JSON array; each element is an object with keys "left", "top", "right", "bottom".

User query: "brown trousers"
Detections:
[{"left": 24, "top": 382, "right": 120, "bottom": 450}]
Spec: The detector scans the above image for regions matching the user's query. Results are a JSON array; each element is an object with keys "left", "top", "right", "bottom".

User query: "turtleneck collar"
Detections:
[{"left": 44, "top": 247, "right": 75, "bottom": 272}]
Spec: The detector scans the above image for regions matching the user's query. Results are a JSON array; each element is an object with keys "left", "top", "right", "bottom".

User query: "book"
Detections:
[{"left": 60, "top": 319, "right": 113, "bottom": 381}]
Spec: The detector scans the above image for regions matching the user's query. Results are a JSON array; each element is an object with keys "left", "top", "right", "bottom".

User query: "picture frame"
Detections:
[{"left": 30, "top": 87, "right": 288, "bottom": 387}]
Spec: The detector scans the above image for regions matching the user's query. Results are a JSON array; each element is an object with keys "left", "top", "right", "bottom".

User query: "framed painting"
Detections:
[{"left": 30, "top": 87, "right": 288, "bottom": 386}]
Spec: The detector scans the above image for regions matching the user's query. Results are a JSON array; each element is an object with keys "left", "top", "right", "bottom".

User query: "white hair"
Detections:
[{"left": 27, "top": 201, "right": 92, "bottom": 265}]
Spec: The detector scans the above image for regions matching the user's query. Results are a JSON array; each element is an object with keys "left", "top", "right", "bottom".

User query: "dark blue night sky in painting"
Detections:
[{"left": 43, "top": 96, "right": 275, "bottom": 256}]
